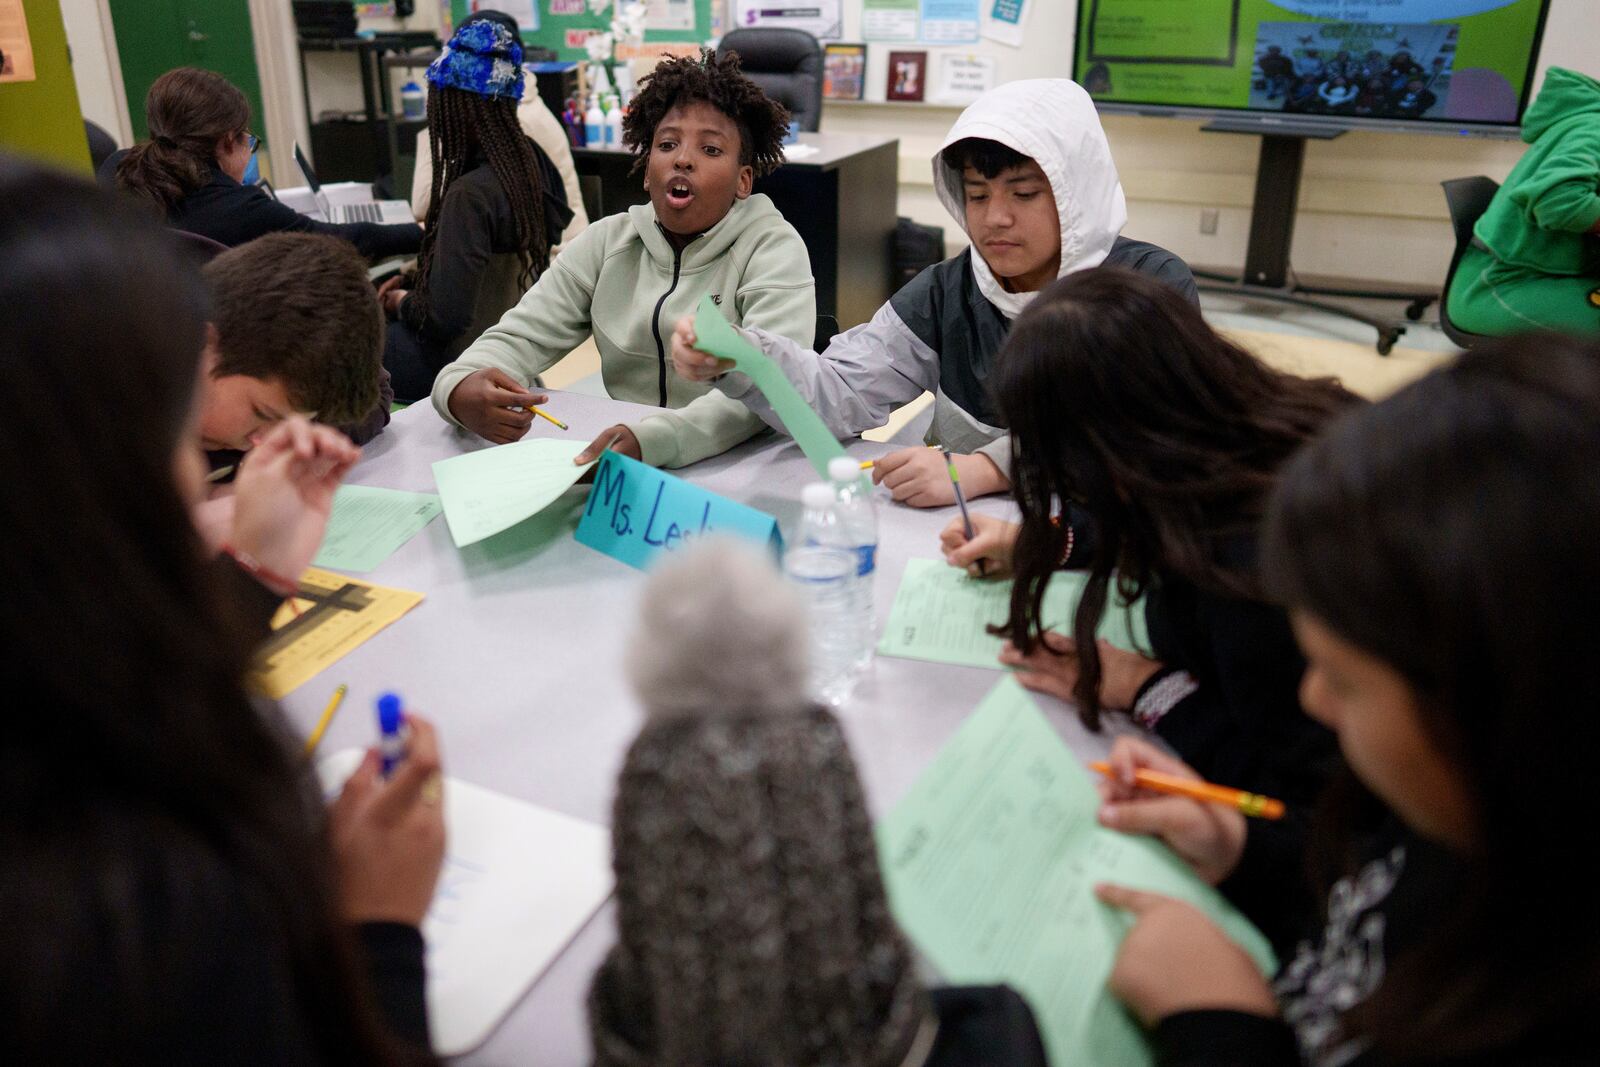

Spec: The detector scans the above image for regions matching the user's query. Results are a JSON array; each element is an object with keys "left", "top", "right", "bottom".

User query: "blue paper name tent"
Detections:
[{"left": 574, "top": 451, "right": 781, "bottom": 570}]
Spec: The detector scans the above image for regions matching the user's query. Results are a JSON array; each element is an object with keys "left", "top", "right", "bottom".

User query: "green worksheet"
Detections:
[
  {"left": 431, "top": 439, "right": 595, "bottom": 548},
  {"left": 877, "top": 558, "right": 1148, "bottom": 669},
  {"left": 877, "top": 677, "right": 1277, "bottom": 1066},
  {"left": 692, "top": 295, "right": 850, "bottom": 478},
  {"left": 313, "top": 485, "right": 442, "bottom": 573}
]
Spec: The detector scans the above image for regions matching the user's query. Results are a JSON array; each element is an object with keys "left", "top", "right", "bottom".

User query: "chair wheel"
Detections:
[
  {"left": 1404, "top": 299, "right": 1429, "bottom": 321},
  {"left": 1376, "top": 330, "right": 1399, "bottom": 356}
]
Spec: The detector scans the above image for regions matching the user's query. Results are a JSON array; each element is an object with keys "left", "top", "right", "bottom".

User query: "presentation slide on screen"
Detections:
[{"left": 1075, "top": 0, "right": 1548, "bottom": 125}]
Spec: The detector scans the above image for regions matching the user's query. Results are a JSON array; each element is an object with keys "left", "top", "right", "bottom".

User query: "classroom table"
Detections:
[
  {"left": 572, "top": 132, "right": 900, "bottom": 331},
  {"left": 279, "top": 390, "right": 1125, "bottom": 1064}
]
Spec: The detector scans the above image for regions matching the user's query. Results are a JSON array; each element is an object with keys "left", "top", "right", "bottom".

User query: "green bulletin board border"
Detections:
[{"left": 449, "top": 1, "right": 713, "bottom": 63}]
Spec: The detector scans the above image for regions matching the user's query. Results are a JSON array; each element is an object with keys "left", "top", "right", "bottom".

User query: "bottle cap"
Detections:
[
  {"left": 377, "top": 692, "right": 403, "bottom": 734},
  {"left": 802, "top": 483, "right": 835, "bottom": 509},
  {"left": 828, "top": 456, "right": 859, "bottom": 483}
]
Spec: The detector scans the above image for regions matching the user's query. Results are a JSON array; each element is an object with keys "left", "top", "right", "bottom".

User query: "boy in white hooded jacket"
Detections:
[{"left": 672, "top": 79, "right": 1196, "bottom": 506}]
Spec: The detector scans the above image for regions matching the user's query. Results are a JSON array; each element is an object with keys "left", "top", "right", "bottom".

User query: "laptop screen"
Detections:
[{"left": 293, "top": 143, "right": 321, "bottom": 194}]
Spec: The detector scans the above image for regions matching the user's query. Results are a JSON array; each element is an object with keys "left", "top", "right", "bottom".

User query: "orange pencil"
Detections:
[{"left": 1089, "top": 762, "right": 1286, "bottom": 820}]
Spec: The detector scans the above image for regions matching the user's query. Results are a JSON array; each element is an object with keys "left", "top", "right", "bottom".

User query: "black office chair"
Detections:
[
  {"left": 1437, "top": 176, "right": 1500, "bottom": 350},
  {"left": 717, "top": 29, "right": 824, "bottom": 132},
  {"left": 815, "top": 313, "right": 841, "bottom": 347},
  {"left": 84, "top": 120, "right": 119, "bottom": 173}
]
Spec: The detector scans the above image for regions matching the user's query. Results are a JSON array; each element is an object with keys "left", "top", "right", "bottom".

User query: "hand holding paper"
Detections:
[{"left": 690, "top": 295, "right": 849, "bottom": 477}]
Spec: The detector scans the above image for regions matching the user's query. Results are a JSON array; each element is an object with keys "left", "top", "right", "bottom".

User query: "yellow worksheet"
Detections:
[{"left": 251, "top": 567, "right": 423, "bottom": 698}]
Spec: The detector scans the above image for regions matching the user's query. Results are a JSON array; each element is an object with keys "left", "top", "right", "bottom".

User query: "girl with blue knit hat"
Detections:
[{"left": 379, "top": 12, "right": 573, "bottom": 402}]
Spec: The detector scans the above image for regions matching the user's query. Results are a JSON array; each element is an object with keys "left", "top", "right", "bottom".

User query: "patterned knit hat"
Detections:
[{"left": 426, "top": 18, "right": 524, "bottom": 101}]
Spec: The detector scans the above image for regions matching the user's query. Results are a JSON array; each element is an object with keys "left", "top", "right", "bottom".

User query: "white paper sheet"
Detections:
[{"left": 318, "top": 750, "right": 614, "bottom": 1056}]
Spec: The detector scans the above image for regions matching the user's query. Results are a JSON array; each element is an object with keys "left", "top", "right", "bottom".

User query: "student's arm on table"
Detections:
[
  {"left": 433, "top": 231, "right": 601, "bottom": 444},
  {"left": 620, "top": 261, "right": 819, "bottom": 469},
  {"left": 233, "top": 186, "right": 422, "bottom": 260}
]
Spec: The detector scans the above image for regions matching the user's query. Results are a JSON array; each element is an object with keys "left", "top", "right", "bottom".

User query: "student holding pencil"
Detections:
[
  {"left": 940, "top": 267, "right": 1356, "bottom": 950},
  {"left": 1092, "top": 334, "right": 1600, "bottom": 1066},
  {"left": 0, "top": 158, "right": 445, "bottom": 1061}
]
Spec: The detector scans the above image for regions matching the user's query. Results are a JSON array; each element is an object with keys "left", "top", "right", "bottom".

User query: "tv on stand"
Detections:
[{"left": 1073, "top": 0, "right": 1552, "bottom": 353}]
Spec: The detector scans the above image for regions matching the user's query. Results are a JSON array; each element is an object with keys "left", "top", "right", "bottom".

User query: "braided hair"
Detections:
[
  {"left": 622, "top": 48, "right": 791, "bottom": 178},
  {"left": 410, "top": 84, "right": 549, "bottom": 323},
  {"left": 590, "top": 542, "right": 928, "bottom": 1066}
]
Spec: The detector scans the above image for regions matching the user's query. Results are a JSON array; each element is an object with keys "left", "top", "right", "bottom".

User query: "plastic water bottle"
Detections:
[
  {"left": 788, "top": 483, "right": 861, "bottom": 707},
  {"left": 400, "top": 80, "right": 425, "bottom": 121},
  {"left": 603, "top": 94, "right": 623, "bottom": 147},
  {"left": 828, "top": 455, "right": 879, "bottom": 669},
  {"left": 585, "top": 96, "right": 605, "bottom": 148}
]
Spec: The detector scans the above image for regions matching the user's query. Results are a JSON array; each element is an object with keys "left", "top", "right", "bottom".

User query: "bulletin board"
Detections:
[
  {"left": 448, "top": 1, "right": 715, "bottom": 63},
  {"left": 743, "top": 0, "right": 1075, "bottom": 108},
  {"left": 0, "top": 0, "right": 91, "bottom": 171}
]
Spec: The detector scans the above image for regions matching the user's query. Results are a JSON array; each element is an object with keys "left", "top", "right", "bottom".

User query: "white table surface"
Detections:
[{"left": 279, "top": 390, "right": 1124, "bottom": 1064}]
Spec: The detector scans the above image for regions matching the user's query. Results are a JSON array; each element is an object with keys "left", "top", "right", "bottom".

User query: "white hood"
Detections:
[{"left": 934, "top": 79, "right": 1127, "bottom": 320}]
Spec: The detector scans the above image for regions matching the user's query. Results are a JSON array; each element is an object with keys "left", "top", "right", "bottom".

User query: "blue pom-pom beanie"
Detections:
[{"left": 426, "top": 19, "right": 524, "bottom": 101}]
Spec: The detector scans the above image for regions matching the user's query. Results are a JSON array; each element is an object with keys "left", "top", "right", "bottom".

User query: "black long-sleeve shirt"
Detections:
[
  {"left": 1153, "top": 818, "right": 1587, "bottom": 1067},
  {"left": 384, "top": 143, "right": 571, "bottom": 401},
  {"left": 98, "top": 152, "right": 422, "bottom": 260},
  {"left": 1061, "top": 512, "right": 1342, "bottom": 954}
]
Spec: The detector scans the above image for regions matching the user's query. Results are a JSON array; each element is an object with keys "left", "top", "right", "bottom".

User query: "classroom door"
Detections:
[{"left": 107, "top": 0, "right": 265, "bottom": 143}]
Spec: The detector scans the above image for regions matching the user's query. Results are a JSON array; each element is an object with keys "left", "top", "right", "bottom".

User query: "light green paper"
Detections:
[
  {"left": 692, "top": 295, "right": 850, "bottom": 478},
  {"left": 878, "top": 558, "right": 1148, "bottom": 669},
  {"left": 431, "top": 439, "right": 596, "bottom": 548},
  {"left": 313, "top": 485, "right": 443, "bottom": 573},
  {"left": 877, "top": 677, "right": 1277, "bottom": 1067}
]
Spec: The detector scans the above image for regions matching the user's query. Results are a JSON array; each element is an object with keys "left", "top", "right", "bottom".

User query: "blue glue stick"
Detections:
[{"left": 376, "top": 692, "right": 409, "bottom": 777}]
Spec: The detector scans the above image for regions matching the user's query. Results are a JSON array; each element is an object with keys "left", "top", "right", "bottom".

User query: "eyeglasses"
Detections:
[{"left": 246, "top": 133, "right": 260, "bottom": 154}]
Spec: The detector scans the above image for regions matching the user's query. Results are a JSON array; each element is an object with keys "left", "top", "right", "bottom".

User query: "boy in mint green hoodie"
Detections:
[
  {"left": 1449, "top": 66, "right": 1600, "bottom": 337},
  {"left": 432, "top": 50, "right": 815, "bottom": 467}
]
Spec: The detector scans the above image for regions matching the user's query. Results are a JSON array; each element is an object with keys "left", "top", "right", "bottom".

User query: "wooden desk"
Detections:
[{"left": 572, "top": 132, "right": 899, "bottom": 330}]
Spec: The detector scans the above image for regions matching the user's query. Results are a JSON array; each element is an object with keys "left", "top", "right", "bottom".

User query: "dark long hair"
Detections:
[
  {"left": 115, "top": 67, "right": 249, "bottom": 213},
  {"left": 412, "top": 82, "right": 549, "bottom": 317},
  {"left": 0, "top": 157, "right": 409, "bottom": 1062},
  {"left": 1262, "top": 334, "right": 1600, "bottom": 1058},
  {"left": 995, "top": 268, "right": 1357, "bottom": 728}
]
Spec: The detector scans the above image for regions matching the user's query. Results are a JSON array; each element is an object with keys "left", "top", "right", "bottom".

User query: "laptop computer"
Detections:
[{"left": 293, "top": 143, "right": 414, "bottom": 225}]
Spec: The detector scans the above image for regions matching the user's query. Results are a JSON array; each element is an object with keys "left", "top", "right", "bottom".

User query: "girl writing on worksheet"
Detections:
[
  {"left": 1093, "top": 333, "right": 1600, "bottom": 1066},
  {"left": 941, "top": 267, "right": 1357, "bottom": 951}
]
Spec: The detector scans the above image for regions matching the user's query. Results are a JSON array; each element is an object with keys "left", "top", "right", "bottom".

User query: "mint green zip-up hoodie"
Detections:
[
  {"left": 432, "top": 193, "right": 815, "bottom": 467},
  {"left": 1474, "top": 66, "right": 1600, "bottom": 277}
]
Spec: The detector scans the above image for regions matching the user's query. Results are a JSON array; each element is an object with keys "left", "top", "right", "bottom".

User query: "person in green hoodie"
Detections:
[
  {"left": 430, "top": 49, "right": 815, "bottom": 468},
  {"left": 1448, "top": 66, "right": 1600, "bottom": 338}
]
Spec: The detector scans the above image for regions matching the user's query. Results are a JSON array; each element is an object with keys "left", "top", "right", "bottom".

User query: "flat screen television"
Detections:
[{"left": 1073, "top": 1, "right": 1552, "bottom": 138}]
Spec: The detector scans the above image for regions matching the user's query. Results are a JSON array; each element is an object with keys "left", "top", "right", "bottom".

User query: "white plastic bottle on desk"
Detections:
[
  {"left": 585, "top": 96, "right": 605, "bottom": 148},
  {"left": 828, "top": 455, "right": 879, "bottom": 669},
  {"left": 788, "top": 483, "right": 861, "bottom": 707},
  {"left": 603, "top": 94, "right": 623, "bottom": 147}
]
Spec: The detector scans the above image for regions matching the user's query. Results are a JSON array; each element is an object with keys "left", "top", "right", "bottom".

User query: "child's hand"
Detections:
[
  {"left": 230, "top": 417, "right": 359, "bottom": 581},
  {"left": 1096, "top": 736, "right": 1246, "bottom": 885},
  {"left": 376, "top": 275, "right": 407, "bottom": 318},
  {"left": 874, "top": 449, "right": 1005, "bottom": 508},
  {"left": 940, "top": 513, "right": 1018, "bottom": 575},
  {"left": 447, "top": 368, "right": 550, "bottom": 445},
  {"left": 328, "top": 714, "right": 447, "bottom": 926},
  {"left": 574, "top": 424, "right": 642, "bottom": 466},
  {"left": 1096, "top": 883, "right": 1277, "bottom": 1027},
  {"left": 670, "top": 315, "right": 735, "bottom": 383}
]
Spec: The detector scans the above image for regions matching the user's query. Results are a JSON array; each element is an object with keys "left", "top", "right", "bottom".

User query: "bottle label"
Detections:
[{"left": 856, "top": 544, "right": 876, "bottom": 577}]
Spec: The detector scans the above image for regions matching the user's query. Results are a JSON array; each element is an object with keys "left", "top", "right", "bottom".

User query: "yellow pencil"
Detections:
[
  {"left": 529, "top": 406, "right": 568, "bottom": 430},
  {"left": 304, "top": 684, "right": 349, "bottom": 754},
  {"left": 860, "top": 445, "right": 941, "bottom": 470},
  {"left": 1089, "top": 762, "right": 1286, "bottom": 820}
]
